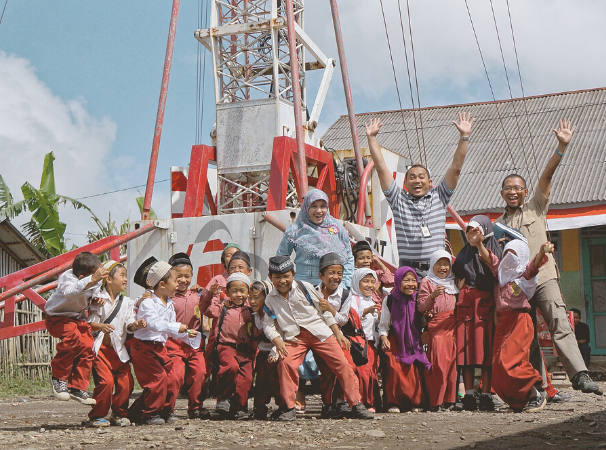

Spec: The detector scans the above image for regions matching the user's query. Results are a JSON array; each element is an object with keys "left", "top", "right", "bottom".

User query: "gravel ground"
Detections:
[{"left": 1, "top": 381, "right": 606, "bottom": 449}]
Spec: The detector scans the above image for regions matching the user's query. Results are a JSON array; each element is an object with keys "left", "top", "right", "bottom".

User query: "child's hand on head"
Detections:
[{"left": 91, "top": 266, "right": 109, "bottom": 284}]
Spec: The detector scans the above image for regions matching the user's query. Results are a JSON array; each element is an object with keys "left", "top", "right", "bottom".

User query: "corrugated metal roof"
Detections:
[
  {"left": 322, "top": 87, "right": 606, "bottom": 216},
  {"left": 0, "top": 217, "right": 45, "bottom": 267}
]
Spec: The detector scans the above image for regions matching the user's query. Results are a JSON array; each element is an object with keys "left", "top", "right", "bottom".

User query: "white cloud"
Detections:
[{"left": 0, "top": 51, "right": 169, "bottom": 248}]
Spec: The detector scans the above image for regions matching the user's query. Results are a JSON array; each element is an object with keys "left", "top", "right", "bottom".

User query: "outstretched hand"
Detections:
[
  {"left": 552, "top": 118, "right": 576, "bottom": 146},
  {"left": 452, "top": 112, "right": 475, "bottom": 137},
  {"left": 364, "top": 118, "right": 383, "bottom": 138}
]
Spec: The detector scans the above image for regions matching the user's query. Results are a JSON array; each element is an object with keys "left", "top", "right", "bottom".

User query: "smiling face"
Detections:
[
  {"left": 156, "top": 269, "right": 179, "bottom": 298},
  {"left": 432, "top": 257, "right": 451, "bottom": 279},
  {"left": 228, "top": 259, "right": 252, "bottom": 276},
  {"left": 270, "top": 271, "right": 295, "bottom": 295},
  {"left": 400, "top": 271, "right": 418, "bottom": 295},
  {"left": 404, "top": 166, "right": 431, "bottom": 198},
  {"left": 359, "top": 273, "right": 377, "bottom": 297},
  {"left": 107, "top": 266, "right": 127, "bottom": 295},
  {"left": 354, "top": 249, "right": 373, "bottom": 269},
  {"left": 174, "top": 265, "right": 193, "bottom": 293},
  {"left": 227, "top": 281, "right": 249, "bottom": 306},
  {"left": 308, "top": 199, "right": 328, "bottom": 225},
  {"left": 319, "top": 265, "right": 343, "bottom": 294},
  {"left": 222, "top": 247, "right": 240, "bottom": 270},
  {"left": 249, "top": 288, "right": 266, "bottom": 312},
  {"left": 501, "top": 175, "right": 528, "bottom": 211}
]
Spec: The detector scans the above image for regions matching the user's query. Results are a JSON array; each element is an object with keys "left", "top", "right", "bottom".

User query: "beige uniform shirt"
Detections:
[{"left": 494, "top": 188, "right": 558, "bottom": 286}]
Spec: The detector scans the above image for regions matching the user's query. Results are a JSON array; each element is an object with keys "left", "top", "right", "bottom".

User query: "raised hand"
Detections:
[
  {"left": 542, "top": 242, "right": 554, "bottom": 254},
  {"left": 209, "top": 283, "right": 221, "bottom": 296},
  {"left": 364, "top": 118, "right": 383, "bottom": 138},
  {"left": 466, "top": 228, "right": 485, "bottom": 247},
  {"left": 452, "top": 111, "right": 476, "bottom": 137},
  {"left": 552, "top": 118, "right": 576, "bottom": 146},
  {"left": 91, "top": 266, "right": 110, "bottom": 284}
]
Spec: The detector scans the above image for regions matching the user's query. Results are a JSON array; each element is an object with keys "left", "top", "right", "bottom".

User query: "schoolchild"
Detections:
[
  {"left": 249, "top": 280, "right": 283, "bottom": 420},
  {"left": 263, "top": 255, "right": 374, "bottom": 421},
  {"left": 207, "top": 272, "right": 257, "bottom": 419},
  {"left": 417, "top": 250, "right": 459, "bottom": 411},
  {"left": 472, "top": 233, "right": 551, "bottom": 412},
  {"left": 349, "top": 268, "right": 381, "bottom": 412},
  {"left": 378, "top": 267, "right": 429, "bottom": 412},
  {"left": 452, "top": 215, "right": 502, "bottom": 411},
  {"left": 165, "top": 252, "right": 209, "bottom": 419},
  {"left": 87, "top": 260, "right": 146, "bottom": 427},
  {"left": 352, "top": 240, "right": 394, "bottom": 308},
  {"left": 45, "top": 251, "right": 108, "bottom": 404},
  {"left": 128, "top": 257, "right": 200, "bottom": 425}
]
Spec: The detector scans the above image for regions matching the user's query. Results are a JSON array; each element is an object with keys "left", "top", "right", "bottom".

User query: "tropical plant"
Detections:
[
  {"left": 87, "top": 213, "right": 131, "bottom": 261},
  {"left": 0, "top": 152, "right": 98, "bottom": 257}
]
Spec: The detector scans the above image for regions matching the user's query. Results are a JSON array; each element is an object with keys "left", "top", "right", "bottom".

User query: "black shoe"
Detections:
[
  {"left": 337, "top": 401, "right": 351, "bottom": 417},
  {"left": 269, "top": 408, "right": 283, "bottom": 420},
  {"left": 479, "top": 394, "right": 496, "bottom": 411},
  {"left": 428, "top": 406, "right": 440, "bottom": 412},
  {"left": 51, "top": 377, "right": 70, "bottom": 401},
  {"left": 571, "top": 371, "right": 603, "bottom": 395},
  {"left": 252, "top": 410, "right": 268, "bottom": 420},
  {"left": 188, "top": 408, "right": 211, "bottom": 420},
  {"left": 525, "top": 391, "right": 547, "bottom": 413},
  {"left": 145, "top": 415, "right": 165, "bottom": 425},
  {"left": 462, "top": 394, "right": 477, "bottom": 411},
  {"left": 216, "top": 399, "right": 231, "bottom": 412},
  {"left": 444, "top": 402, "right": 463, "bottom": 412},
  {"left": 165, "top": 413, "right": 179, "bottom": 424},
  {"left": 68, "top": 388, "right": 96, "bottom": 405},
  {"left": 321, "top": 404, "right": 339, "bottom": 419},
  {"left": 547, "top": 392, "right": 571, "bottom": 404},
  {"left": 349, "top": 402, "right": 374, "bottom": 420},
  {"left": 278, "top": 407, "right": 297, "bottom": 421}
]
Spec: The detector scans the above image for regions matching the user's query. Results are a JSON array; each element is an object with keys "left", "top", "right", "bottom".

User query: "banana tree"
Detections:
[{"left": 0, "top": 152, "right": 98, "bottom": 257}]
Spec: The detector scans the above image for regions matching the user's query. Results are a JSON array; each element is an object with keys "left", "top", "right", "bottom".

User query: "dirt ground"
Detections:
[{"left": 1, "top": 380, "right": 606, "bottom": 450}]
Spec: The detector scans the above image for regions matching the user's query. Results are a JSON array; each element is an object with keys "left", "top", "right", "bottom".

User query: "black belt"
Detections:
[
  {"left": 218, "top": 342, "right": 254, "bottom": 354},
  {"left": 399, "top": 259, "right": 430, "bottom": 271}
]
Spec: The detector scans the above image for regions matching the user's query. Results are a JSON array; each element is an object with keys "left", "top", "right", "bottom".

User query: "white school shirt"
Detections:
[
  {"left": 378, "top": 296, "right": 392, "bottom": 337},
  {"left": 351, "top": 293, "right": 378, "bottom": 341},
  {"left": 263, "top": 281, "right": 337, "bottom": 343},
  {"left": 253, "top": 313, "right": 278, "bottom": 359},
  {"left": 133, "top": 294, "right": 201, "bottom": 348},
  {"left": 44, "top": 269, "right": 101, "bottom": 319},
  {"left": 315, "top": 283, "right": 351, "bottom": 327},
  {"left": 88, "top": 291, "right": 136, "bottom": 363}
]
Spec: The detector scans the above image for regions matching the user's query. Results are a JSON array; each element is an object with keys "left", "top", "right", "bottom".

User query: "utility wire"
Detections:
[
  {"left": 76, "top": 179, "right": 170, "bottom": 200},
  {"left": 0, "top": 0, "right": 8, "bottom": 29}
]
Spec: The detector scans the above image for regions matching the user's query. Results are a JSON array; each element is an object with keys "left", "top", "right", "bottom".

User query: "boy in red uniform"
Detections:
[
  {"left": 128, "top": 257, "right": 200, "bottom": 425},
  {"left": 207, "top": 272, "right": 257, "bottom": 419},
  {"left": 165, "top": 252, "right": 210, "bottom": 419},
  {"left": 88, "top": 260, "right": 147, "bottom": 427},
  {"left": 472, "top": 232, "right": 551, "bottom": 412},
  {"left": 45, "top": 251, "right": 108, "bottom": 405},
  {"left": 352, "top": 240, "right": 394, "bottom": 308},
  {"left": 249, "top": 280, "right": 283, "bottom": 420},
  {"left": 263, "top": 255, "right": 374, "bottom": 421}
]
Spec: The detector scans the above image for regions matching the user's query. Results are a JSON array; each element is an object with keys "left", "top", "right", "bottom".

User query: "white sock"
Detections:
[{"left": 465, "top": 389, "right": 474, "bottom": 396}]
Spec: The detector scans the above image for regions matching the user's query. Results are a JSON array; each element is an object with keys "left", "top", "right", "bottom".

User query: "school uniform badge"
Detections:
[
  {"left": 511, "top": 283, "right": 522, "bottom": 296},
  {"left": 328, "top": 225, "right": 338, "bottom": 235},
  {"left": 194, "top": 305, "right": 201, "bottom": 318}
]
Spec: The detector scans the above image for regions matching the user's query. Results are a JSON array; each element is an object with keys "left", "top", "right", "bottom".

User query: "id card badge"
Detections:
[{"left": 420, "top": 224, "right": 431, "bottom": 238}]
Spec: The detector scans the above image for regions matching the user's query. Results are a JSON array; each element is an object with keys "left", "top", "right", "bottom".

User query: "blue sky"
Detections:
[{"left": 1, "top": 0, "right": 605, "bottom": 245}]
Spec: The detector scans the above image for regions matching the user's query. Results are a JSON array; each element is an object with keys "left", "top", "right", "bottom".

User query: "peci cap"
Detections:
[
  {"left": 352, "top": 240, "right": 372, "bottom": 257},
  {"left": 268, "top": 255, "right": 294, "bottom": 275},
  {"left": 228, "top": 250, "right": 251, "bottom": 269},
  {"left": 319, "top": 252, "right": 343, "bottom": 272},
  {"left": 146, "top": 261, "right": 173, "bottom": 288},
  {"left": 168, "top": 252, "right": 192, "bottom": 268},
  {"left": 133, "top": 256, "right": 158, "bottom": 289},
  {"left": 226, "top": 272, "right": 251, "bottom": 288}
]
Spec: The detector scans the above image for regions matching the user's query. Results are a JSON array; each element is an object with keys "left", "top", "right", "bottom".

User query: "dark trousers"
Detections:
[{"left": 578, "top": 343, "right": 591, "bottom": 369}]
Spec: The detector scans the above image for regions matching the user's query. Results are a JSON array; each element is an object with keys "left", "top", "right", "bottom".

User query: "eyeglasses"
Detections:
[{"left": 501, "top": 186, "right": 526, "bottom": 193}]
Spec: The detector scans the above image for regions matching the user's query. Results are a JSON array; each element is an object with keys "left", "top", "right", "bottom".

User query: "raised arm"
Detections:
[
  {"left": 538, "top": 119, "right": 576, "bottom": 198},
  {"left": 444, "top": 112, "right": 475, "bottom": 191},
  {"left": 365, "top": 118, "right": 394, "bottom": 191}
]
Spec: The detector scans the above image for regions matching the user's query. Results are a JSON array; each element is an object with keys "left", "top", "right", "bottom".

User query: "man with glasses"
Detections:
[{"left": 495, "top": 119, "right": 601, "bottom": 398}]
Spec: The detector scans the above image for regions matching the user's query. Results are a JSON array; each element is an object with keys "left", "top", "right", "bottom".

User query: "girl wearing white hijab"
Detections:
[
  {"left": 417, "top": 250, "right": 459, "bottom": 411},
  {"left": 475, "top": 235, "right": 553, "bottom": 412}
]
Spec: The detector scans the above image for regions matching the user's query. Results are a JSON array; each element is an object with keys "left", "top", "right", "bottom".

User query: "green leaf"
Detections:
[
  {"left": 0, "top": 174, "right": 27, "bottom": 219},
  {"left": 21, "top": 182, "right": 66, "bottom": 256},
  {"left": 39, "top": 152, "right": 56, "bottom": 197},
  {"left": 136, "top": 196, "right": 157, "bottom": 220}
]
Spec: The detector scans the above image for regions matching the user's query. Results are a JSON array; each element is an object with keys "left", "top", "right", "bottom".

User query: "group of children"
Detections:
[{"left": 42, "top": 221, "right": 558, "bottom": 426}]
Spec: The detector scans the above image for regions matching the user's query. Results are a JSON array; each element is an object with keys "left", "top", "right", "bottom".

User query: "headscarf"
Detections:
[
  {"left": 390, "top": 267, "right": 431, "bottom": 369},
  {"left": 351, "top": 268, "right": 377, "bottom": 303},
  {"left": 283, "top": 189, "right": 349, "bottom": 263},
  {"left": 452, "top": 215, "right": 503, "bottom": 292},
  {"left": 498, "top": 239, "right": 538, "bottom": 298},
  {"left": 425, "top": 250, "right": 459, "bottom": 295}
]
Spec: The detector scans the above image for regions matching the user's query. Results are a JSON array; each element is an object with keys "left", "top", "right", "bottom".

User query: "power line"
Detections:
[
  {"left": 76, "top": 179, "right": 170, "bottom": 200},
  {"left": 0, "top": 0, "right": 9, "bottom": 29}
]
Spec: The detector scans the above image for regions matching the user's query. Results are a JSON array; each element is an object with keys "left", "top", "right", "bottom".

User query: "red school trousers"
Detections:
[
  {"left": 165, "top": 338, "right": 207, "bottom": 413},
  {"left": 253, "top": 350, "right": 282, "bottom": 412},
  {"left": 425, "top": 311, "right": 457, "bottom": 407},
  {"left": 88, "top": 342, "right": 134, "bottom": 420},
  {"left": 278, "top": 328, "right": 361, "bottom": 410},
  {"left": 492, "top": 310, "right": 542, "bottom": 410},
  {"left": 128, "top": 339, "right": 179, "bottom": 421},
  {"left": 45, "top": 316, "right": 95, "bottom": 391},
  {"left": 217, "top": 344, "right": 255, "bottom": 410}
]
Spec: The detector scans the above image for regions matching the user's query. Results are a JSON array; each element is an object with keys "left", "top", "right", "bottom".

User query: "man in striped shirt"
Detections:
[{"left": 365, "top": 112, "right": 475, "bottom": 276}]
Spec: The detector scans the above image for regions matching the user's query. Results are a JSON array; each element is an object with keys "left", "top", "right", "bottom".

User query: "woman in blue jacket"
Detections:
[{"left": 277, "top": 189, "right": 354, "bottom": 287}]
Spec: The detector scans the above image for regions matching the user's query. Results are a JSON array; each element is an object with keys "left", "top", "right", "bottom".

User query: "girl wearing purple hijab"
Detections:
[{"left": 378, "top": 267, "right": 429, "bottom": 413}]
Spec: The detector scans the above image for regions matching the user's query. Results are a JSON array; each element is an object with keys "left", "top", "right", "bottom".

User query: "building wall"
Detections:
[{"left": 560, "top": 229, "right": 583, "bottom": 311}]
